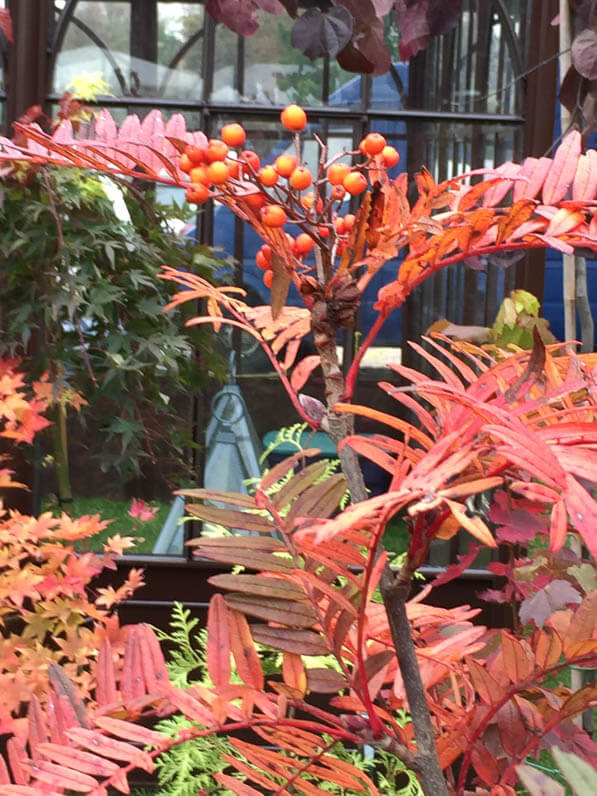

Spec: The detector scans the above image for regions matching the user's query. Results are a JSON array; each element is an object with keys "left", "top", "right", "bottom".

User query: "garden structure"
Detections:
[{"left": 2, "top": 4, "right": 597, "bottom": 793}]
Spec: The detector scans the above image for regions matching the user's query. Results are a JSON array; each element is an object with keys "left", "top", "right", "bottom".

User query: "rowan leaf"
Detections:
[
  {"left": 210, "top": 574, "right": 306, "bottom": 601},
  {"left": 250, "top": 625, "right": 329, "bottom": 656},
  {"left": 25, "top": 760, "right": 99, "bottom": 792},
  {"left": 214, "top": 772, "right": 263, "bottom": 796},
  {"left": 36, "top": 743, "right": 119, "bottom": 778},
  {"left": 228, "top": 609, "right": 264, "bottom": 690},
  {"left": 542, "top": 131, "right": 582, "bottom": 204},
  {"left": 185, "top": 504, "right": 277, "bottom": 534},
  {"left": 306, "top": 667, "right": 347, "bottom": 693},
  {"left": 93, "top": 716, "right": 168, "bottom": 747},
  {"left": 66, "top": 728, "right": 154, "bottom": 771},
  {"left": 207, "top": 594, "right": 231, "bottom": 687},
  {"left": 224, "top": 594, "right": 317, "bottom": 628},
  {"left": 290, "top": 355, "right": 321, "bottom": 393},
  {"left": 282, "top": 652, "right": 307, "bottom": 694}
]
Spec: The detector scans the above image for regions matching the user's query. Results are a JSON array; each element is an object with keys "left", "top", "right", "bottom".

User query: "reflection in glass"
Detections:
[{"left": 53, "top": 1, "right": 204, "bottom": 100}]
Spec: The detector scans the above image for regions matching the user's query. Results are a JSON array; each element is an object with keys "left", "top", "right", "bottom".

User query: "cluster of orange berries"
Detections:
[{"left": 179, "top": 104, "right": 399, "bottom": 286}]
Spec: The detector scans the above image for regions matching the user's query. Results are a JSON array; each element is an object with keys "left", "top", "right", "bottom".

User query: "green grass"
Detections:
[{"left": 43, "top": 495, "right": 172, "bottom": 554}]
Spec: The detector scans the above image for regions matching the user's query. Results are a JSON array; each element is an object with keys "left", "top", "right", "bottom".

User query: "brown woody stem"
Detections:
[
  {"left": 380, "top": 565, "right": 450, "bottom": 796},
  {"left": 316, "top": 319, "right": 449, "bottom": 795}
]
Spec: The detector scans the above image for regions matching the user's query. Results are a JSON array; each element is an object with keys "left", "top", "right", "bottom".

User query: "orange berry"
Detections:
[
  {"left": 240, "top": 150, "right": 261, "bottom": 173},
  {"left": 221, "top": 122, "right": 246, "bottom": 147},
  {"left": 261, "top": 244, "right": 272, "bottom": 261},
  {"left": 301, "top": 192, "right": 323, "bottom": 212},
  {"left": 280, "top": 104, "right": 307, "bottom": 131},
  {"left": 263, "top": 269, "right": 274, "bottom": 288},
  {"left": 179, "top": 153, "right": 193, "bottom": 173},
  {"left": 206, "top": 139, "right": 229, "bottom": 162},
  {"left": 207, "top": 161, "right": 230, "bottom": 185},
  {"left": 327, "top": 162, "right": 351, "bottom": 185},
  {"left": 256, "top": 250, "right": 270, "bottom": 270},
  {"left": 382, "top": 145, "right": 400, "bottom": 167},
  {"left": 362, "top": 132, "right": 387, "bottom": 156},
  {"left": 258, "top": 165, "right": 279, "bottom": 187},
  {"left": 186, "top": 144, "right": 207, "bottom": 164},
  {"left": 335, "top": 217, "right": 346, "bottom": 235},
  {"left": 331, "top": 184, "right": 346, "bottom": 201},
  {"left": 186, "top": 183, "right": 209, "bottom": 204},
  {"left": 275, "top": 154, "right": 297, "bottom": 177},
  {"left": 343, "top": 171, "right": 367, "bottom": 195},
  {"left": 343, "top": 213, "right": 356, "bottom": 231},
  {"left": 245, "top": 192, "right": 267, "bottom": 209},
  {"left": 289, "top": 166, "right": 313, "bottom": 191},
  {"left": 294, "top": 233, "right": 314, "bottom": 255},
  {"left": 261, "top": 204, "right": 287, "bottom": 227},
  {"left": 190, "top": 165, "right": 210, "bottom": 185},
  {"left": 318, "top": 225, "right": 330, "bottom": 238}
]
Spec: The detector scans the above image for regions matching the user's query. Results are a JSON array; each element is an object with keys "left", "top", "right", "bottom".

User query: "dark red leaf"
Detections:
[
  {"left": 430, "top": 543, "right": 481, "bottom": 588},
  {"left": 205, "top": 0, "right": 260, "bottom": 36},
  {"left": 291, "top": 7, "right": 354, "bottom": 59},
  {"left": 572, "top": 28, "right": 597, "bottom": 79}
]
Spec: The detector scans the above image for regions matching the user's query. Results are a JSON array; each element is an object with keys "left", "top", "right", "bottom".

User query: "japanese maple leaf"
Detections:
[{"left": 128, "top": 498, "right": 158, "bottom": 521}]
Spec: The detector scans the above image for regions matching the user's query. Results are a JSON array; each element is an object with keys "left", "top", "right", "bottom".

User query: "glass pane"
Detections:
[
  {"left": 211, "top": 22, "right": 239, "bottom": 102},
  {"left": 53, "top": 1, "right": 205, "bottom": 100},
  {"left": 157, "top": 2, "right": 204, "bottom": 99},
  {"left": 400, "top": 0, "right": 523, "bottom": 114},
  {"left": 53, "top": 2, "right": 132, "bottom": 96},
  {"left": 243, "top": 14, "right": 324, "bottom": 106}
]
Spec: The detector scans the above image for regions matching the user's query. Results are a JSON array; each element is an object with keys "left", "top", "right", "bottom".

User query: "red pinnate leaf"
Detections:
[
  {"left": 93, "top": 716, "right": 168, "bottom": 747},
  {"left": 37, "top": 743, "right": 119, "bottom": 778},
  {"left": 215, "top": 772, "right": 263, "bottom": 795},
  {"left": 545, "top": 208, "right": 585, "bottom": 237},
  {"left": 572, "top": 150, "right": 597, "bottom": 201},
  {"left": 228, "top": 609, "right": 264, "bottom": 690},
  {"left": 519, "top": 580, "right": 582, "bottom": 628},
  {"left": 25, "top": 759, "right": 99, "bottom": 792},
  {"left": 159, "top": 684, "right": 214, "bottom": 724},
  {"left": 7, "top": 738, "right": 29, "bottom": 786},
  {"left": 513, "top": 155, "right": 552, "bottom": 201},
  {"left": 549, "top": 499, "right": 568, "bottom": 552},
  {"left": 96, "top": 639, "right": 118, "bottom": 707},
  {"left": 542, "top": 131, "right": 582, "bottom": 204},
  {"left": 564, "top": 473, "right": 597, "bottom": 561},
  {"left": 290, "top": 355, "right": 321, "bottom": 392},
  {"left": 282, "top": 652, "right": 307, "bottom": 695},
  {"left": 208, "top": 594, "right": 231, "bottom": 687},
  {"left": 66, "top": 728, "right": 154, "bottom": 772},
  {"left": 27, "top": 696, "right": 48, "bottom": 763},
  {"left": 136, "top": 623, "right": 170, "bottom": 693}
]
